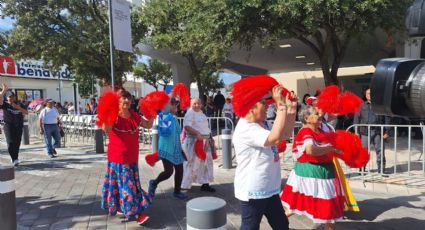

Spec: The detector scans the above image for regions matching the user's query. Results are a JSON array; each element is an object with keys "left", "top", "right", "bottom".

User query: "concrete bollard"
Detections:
[
  {"left": 95, "top": 127, "right": 104, "bottom": 153},
  {"left": 0, "top": 165, "right": 17, "bottom": 230},
  {"left": 221, "top": 129, "right": 232, "bottom": 169},
  {"left": 22, "top": 120, "right": 30, "bottom": 145},
  {"left": 151, "top": 125, "right": 158, "bottom": 152},
  {"left": 187, "top": 197, "right": 226, "bottom": 230}
]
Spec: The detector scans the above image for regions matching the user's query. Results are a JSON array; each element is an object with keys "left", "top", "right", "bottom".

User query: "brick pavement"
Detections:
[{"left": 1, "top": 137, "right": 425, "bottom": 229}]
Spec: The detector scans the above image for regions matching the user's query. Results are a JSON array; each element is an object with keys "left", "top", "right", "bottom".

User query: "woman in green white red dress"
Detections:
[{"left": 281, "top": 105, "right": 344, "bottom": 230}]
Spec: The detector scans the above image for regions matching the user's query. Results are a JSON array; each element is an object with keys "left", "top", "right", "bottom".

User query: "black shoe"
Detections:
[
  {"left": 53, "top": 149, "right": 58, "bottom": 156},
  {"left": 201, "top": 184, "right": 216, "bottom": 192}
]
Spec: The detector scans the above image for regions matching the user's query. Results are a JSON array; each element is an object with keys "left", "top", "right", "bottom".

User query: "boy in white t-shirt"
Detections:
[{"left": 232, "top": 76, "right": 297, "bottom": 230}]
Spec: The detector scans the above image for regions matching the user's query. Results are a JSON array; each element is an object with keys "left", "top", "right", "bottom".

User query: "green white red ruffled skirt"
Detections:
[{"left": 281, "top": 161, "right": 345, "bottom": 223}]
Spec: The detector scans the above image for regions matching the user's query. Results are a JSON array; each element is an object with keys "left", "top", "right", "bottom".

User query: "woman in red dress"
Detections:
[
  {"left": 101, "top": 90, "right": 154, "bottom": 225},
  {"left": 281, "top": 105, "right": 344, "bottom": 230}
]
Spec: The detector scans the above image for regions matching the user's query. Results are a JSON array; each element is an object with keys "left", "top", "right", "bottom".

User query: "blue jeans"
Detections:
[
  {"left": 240, "top": 195, "right": 289, "bottom": 230},
  {"left": 44, "top": 124, "right": 61, "bottom": 155}
]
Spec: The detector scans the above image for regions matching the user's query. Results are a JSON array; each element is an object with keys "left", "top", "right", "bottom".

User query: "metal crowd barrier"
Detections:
[
  {"left": 345, "top": 124, "right": 425, "bottom": 178},
  {"left": 275, "top": 121, "right": 424, "bottom": 179},
  {"left": 60, "top": 114, "right": 97, "bottom": 144},
  {"left": 27, "top": 113, "right": 98, "bottom": 146},
  {"left": 176, "top": 116, "right": 235, "bottom": 157},
  {"left": 28, "top": 114, "right": 236, "bottom": 155}
]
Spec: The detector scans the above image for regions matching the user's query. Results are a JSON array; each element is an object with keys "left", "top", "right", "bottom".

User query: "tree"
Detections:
[
  {"left": 173, "top": 0, "right": 412, "bottom": 86},
  {"left": 74, "top": 75, "right": 97, "bottom": 99},
  {"left": 200, "top": 72, "right": 224, "bottom": 95},
  {"left": 267, "top": 0, "right": 412, "bottom": 85},
  {"left": 140, "top": 0, "right": 226, "bottom": 99},
  {"left": 0, "top": 0, "right": 146, "bottom": 85},
  {"left": 133, "top": 59, "right": 173, "bottom": 90}
]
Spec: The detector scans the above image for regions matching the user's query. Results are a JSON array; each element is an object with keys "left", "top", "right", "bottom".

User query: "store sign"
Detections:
[{"left": 0, "top": 56, "right": 71, "bottom": 80}]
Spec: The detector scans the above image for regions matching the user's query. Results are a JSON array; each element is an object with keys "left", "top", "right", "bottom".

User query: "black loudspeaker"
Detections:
[{"left": 371, "top": 58, "right": 424, "bottom": 117}]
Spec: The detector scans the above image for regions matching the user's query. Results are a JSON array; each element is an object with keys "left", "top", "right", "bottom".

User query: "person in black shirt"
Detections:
[
  {"left": 213, "top": 90, "right": 225, "bottom": 117},
  {"left": 0, "top": 83, "right": 28, "bottom": 166},
  {"left": 354, "top": 87, "right": 390, "bottom": 174}
]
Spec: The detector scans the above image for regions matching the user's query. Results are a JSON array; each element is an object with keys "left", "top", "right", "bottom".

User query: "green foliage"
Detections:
[
  {"left": 0, "top": 0, "right": 147, "bottom": 85},
  {"left": 74, "top": 75, "right": 97, "bottom": 99},
  {"left": 133, "top": 59, "right": 173, "bottom": 90},
  {"left": 162, "top": 0, "right": 412, "bottom": 86},
  {"left": 265, "top": 0, "right": 413, "bottom": 85},
  {"left": 201, "top": 72, "right": 225, "bottom": 95},
  {"left": 141, "top": 0, "right": 227, "bottom": 98}
]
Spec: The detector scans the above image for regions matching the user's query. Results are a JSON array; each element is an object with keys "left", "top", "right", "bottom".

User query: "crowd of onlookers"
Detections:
[{"left": 4, "top": 89, "right": 424, "bottom": 140}]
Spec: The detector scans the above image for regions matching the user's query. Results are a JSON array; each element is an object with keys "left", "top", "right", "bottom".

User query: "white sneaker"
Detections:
[{"left": 13, "top": 159, "right": 20, "bottom": 166}]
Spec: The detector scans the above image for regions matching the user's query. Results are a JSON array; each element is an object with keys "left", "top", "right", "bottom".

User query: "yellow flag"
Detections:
[{"left": 333, "top": 158, "right": 360, "bottom": 212}]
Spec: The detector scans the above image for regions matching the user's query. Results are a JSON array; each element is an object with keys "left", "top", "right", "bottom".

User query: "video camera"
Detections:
[{"left": 372, "top": 0, "right": 425, "bottom": 118}]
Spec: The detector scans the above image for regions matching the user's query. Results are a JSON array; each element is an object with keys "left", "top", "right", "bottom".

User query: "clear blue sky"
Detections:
[{"left": 0, "top": 8, "right": 15, "bottom": 32}]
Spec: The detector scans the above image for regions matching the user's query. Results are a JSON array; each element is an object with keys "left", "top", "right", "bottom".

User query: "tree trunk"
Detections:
[
  {"left": 186, "top": 54, "right": 206, "bottom": 103},
  {"left": 320, "top": 57, "right": 339, "bottom": 86}
]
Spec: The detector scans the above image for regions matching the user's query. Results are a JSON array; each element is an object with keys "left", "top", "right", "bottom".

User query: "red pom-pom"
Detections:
[
  {"left": 96, "top": 91, "right": 120, "bottom": 127},
  {"left": 232, "top": 75, "right": 292, "bottom": 117},
  {"left": 195, "top": 140, "right": 206, "bottom": 161},
  {"left": 145, "top": 151, "right": 159, "bottom": 167},
  {"left": 316, "top": 86, "right": 363, "bottom": 115},
  {"left": 339, "top": 91, "right": 363, "bottom": 115},
  {"left": 139, "top": 91, "right": 170, "bottom": 119},
  {"left": 277, "top": 141, "right": 287, "bottom": 153},
  {"left": 316, "top": 85, "right": 340, "bottom": 114},
  {"left": 172, "top": 83, "right": 190, "bottom": 110},
  {"left": 332, "top": 130, "right": 370, "bottom": 168}
]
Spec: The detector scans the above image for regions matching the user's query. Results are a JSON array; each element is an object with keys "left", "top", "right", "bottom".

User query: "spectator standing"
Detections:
[
  {"left": 67, "top": 102, "right": 76, "bottom": 115},
  {"left": 205, "top": 96, "right": 215, "bottom": 117},
  {"left": 354, "top": 87, "right": 390, "bottom": 174},
  {"left": 222, "top": 98, "right": 234, "bottom": 129},
  {"left": 0, "top": 83, "right": 28, "bottom": 166},
  {"left": 39, "top": 99, "right": 61, "bottom": 158},
  {"left": 55, "top": 102, "right": 65, "bottom": 114},
  {"left": 213, "top": 90, "right": 225, "bottom": 117},
  {"left": 87, "top": 98, "right": 98, "bottom": 115},
  {"left": 62, "top": 101, "right": 69, "bottom": 114}
]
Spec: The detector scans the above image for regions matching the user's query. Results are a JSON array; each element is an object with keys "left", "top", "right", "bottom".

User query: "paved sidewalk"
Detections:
[{"left": 1, "top": 138, "right": 425, "bottom": 229}]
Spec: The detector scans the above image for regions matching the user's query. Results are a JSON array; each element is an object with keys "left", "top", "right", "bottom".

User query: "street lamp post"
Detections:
[{"left": 108, "top": 0, "right": 115, "bottom": 89}]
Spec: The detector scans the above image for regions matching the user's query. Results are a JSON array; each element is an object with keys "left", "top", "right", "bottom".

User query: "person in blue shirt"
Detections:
[
  {"left": 39, "top": 99, "right": 61, "bottom": 158},
  {"left": 148, "top": 98, "right": 188, "bottom": 200}
]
